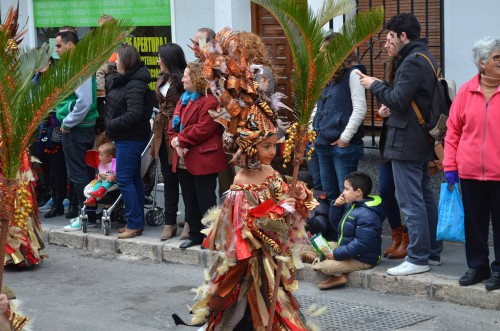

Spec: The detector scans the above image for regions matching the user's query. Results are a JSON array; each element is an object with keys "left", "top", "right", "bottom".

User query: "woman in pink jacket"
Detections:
[{"left": 443, "top": 36, "right": 500, "bottom": 291}]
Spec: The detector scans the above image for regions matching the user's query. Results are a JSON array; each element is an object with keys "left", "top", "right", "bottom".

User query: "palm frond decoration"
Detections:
[
  {"left": 250, "top": 1, "right": 384, "bottom": 329},
  {"left": 0, "top": 3, "right": 133, "bottom": 289},
  {"left": 251, "top": 0, "right": 384, "bottom": 167}
]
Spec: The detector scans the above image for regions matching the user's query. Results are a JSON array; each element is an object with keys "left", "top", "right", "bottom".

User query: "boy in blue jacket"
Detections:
[{"left": 303, "top": 171, "right": 384, "bottom": 290}]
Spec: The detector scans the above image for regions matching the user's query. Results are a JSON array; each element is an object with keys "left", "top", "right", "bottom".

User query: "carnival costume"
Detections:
[{"left": 185, "top": 28, "right": 319, "bottom": 330}]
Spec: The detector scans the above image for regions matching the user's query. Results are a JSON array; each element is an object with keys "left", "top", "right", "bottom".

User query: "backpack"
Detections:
[{"left": 410, "top": 52, "right": 456, "bottom": 142}]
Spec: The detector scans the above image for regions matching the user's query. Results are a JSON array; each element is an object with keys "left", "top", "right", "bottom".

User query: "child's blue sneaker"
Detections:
[
  {"left": 39, "top": 198, "right": 53, "bottom": 212},
  {"left": 63, "top": 198, "right": 70, "bottom": 211},
  {"left": 64, "top": 218, "right": 81, "bottom": 232}
]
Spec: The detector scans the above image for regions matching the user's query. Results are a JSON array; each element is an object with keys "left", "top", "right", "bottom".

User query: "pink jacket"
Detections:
[{"left": 443, "top": 74, "right": 500, "bottom": 181}]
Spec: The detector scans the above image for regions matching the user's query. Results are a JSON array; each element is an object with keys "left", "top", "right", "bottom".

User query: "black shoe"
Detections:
[
  {"left": 459, "top": 268, "right": 491, "bottom": 286},
  {"left": 65, "top": 206, "right": 79, "bottom": 219},
  {"left": 44, "top": 205, "right": 64, "bottom": 218},
  {"left": 485, "top": 272, "right": 500, "bottom": 291},
  {"left": 179, "top": 239, "right": 203, "bottom": 250}
]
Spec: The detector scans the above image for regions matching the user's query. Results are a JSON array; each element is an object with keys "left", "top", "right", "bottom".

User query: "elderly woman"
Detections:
[
  {"left": 443, "top": 36, "right": 500, "bottom": 291},
  {"left": 106, "top": 44, "right": 153, "bottom": 239},
  {"left": 168, "top": 62, "right": 228, "bottom": 249}
]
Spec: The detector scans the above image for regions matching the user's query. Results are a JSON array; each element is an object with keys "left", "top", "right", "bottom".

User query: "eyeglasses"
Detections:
[{"left": 490, "top": 55, "right": 500, "bottom": 62}]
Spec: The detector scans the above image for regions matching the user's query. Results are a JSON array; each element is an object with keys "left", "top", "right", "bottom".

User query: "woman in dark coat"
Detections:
[
  {"left": 151, "top": 43, "right": 187, "bottom": 241},
  {"left": 106, "top": 44, "right": 153, "bottom": 239},
  {"left": 168, "top": 62, "right": 228, "bottom": 249}
]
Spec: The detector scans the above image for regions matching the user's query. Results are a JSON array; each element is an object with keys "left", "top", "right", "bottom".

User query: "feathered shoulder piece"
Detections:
[{"left": 194, "top": 27, "right": 290, "bottom": 170}]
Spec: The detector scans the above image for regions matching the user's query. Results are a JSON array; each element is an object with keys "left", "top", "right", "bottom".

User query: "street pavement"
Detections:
[
  {"left": 39, "top": 206, "right": 500, "bottom": 313},
  {"left": 4, "top": 245, "right": 500, "bottom": 331}
]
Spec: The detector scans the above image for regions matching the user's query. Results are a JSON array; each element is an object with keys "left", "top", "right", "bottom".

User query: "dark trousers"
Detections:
[
  {"left": 158, "top": 140, "right": 179, "bottom": 226},
  {"left": 379, "top": 161, "right": 402, "bottom": 229},
  {"left": 178, "top": 169, "right": 217, "bottom": 242},
  {"left": 461, "top": 179, "right": 500, "bottom": 272},
  {"left": 62, "top": 127, "right": 95, "bottom": 207},
  {"left": 46, "top": 150, "right": 68, "bottom": 207}
]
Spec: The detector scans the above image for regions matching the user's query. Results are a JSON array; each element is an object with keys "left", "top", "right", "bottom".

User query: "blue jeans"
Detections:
[
  {"left": 115, "top": 140, "right": 148, "bottom": 230},
  {"left": 392, "top": 160, "right": 443, "bottom": 265},
  {"left": 306, "top": 143, "right": 322, "bottom": 191},
  {"left": 379, "top": 161, "right": 402, "bottom": 229},
  {"left": 315, "top": 143, "right": 364, "bottom": 201},
  {"left": 62, "top": 127, "right": 95, "bottom": 207}
]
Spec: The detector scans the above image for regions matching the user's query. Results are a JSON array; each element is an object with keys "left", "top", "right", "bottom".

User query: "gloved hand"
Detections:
[{"left": 445, "top": 171, "right": 459, "bottom": 186}]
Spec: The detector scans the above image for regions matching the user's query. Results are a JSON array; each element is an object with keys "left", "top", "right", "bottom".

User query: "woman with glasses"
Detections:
[{"left": 443, "top": 36, "right": 500, "bottom": 291}]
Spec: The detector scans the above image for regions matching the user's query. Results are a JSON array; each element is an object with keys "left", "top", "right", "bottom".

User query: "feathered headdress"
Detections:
[{"left": 193, "top": 27, "right": 290, "bottom": 170}]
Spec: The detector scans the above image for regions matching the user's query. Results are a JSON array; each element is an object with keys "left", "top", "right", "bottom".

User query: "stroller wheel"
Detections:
[
  {"left": 113, "top": 206, "right": 127, "bottom": 224},
  {"left": 146, "top": 209, "right": 164, "bottom": 226},
  {"left": 103, "top": 220, "right": 111, "bottom": 236}
]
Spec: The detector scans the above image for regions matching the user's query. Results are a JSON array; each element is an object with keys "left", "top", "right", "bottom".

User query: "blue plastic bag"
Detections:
[{"left": 437, "top": 183, "right": 465, "bottom": 243}]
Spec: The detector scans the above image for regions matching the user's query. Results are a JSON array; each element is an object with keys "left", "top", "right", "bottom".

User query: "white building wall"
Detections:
[{"left": 444, "top": 0, "right": 500, "bottom": 87}]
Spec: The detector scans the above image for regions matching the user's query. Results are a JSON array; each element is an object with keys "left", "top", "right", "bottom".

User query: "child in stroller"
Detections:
[{"left": 84, "top": 142, "right": 117, "bottom": 207}]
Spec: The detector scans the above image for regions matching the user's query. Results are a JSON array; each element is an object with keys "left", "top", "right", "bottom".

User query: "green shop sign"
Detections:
[{"left": 33, "top": 0, "right": 171, "bottom": 27}]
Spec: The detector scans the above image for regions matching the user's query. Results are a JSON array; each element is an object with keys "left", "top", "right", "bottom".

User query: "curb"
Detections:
[{"left": 46, "top": 228, "right": 500, "bottom": 311}]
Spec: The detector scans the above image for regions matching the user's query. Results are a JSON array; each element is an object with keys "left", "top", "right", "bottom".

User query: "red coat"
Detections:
[{"left": 168, "top": 94, "right": 228, "bottom": 175}]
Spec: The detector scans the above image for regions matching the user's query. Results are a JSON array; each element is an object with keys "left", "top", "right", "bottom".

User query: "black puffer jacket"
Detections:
[
  {"left": 329, "top": 196, "right": 384, "bottom": 266},
  {"left": 106, "top": 62, "right": 153, "bottom": 141},
  {"left": 370, "top": 39, "right": 437, "bottom": 162}
]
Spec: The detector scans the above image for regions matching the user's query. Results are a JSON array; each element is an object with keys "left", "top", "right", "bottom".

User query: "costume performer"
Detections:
[{"left": 177, "top": 28, "right": 318, "bottom": 330}]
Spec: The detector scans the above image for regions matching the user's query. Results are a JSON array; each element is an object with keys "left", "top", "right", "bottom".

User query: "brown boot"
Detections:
[
  {"left": 387, "top": 231, "right": 409, "bottom": 259},
  {"left": 318, "top": 274, "right": 348, "bottom": 290},
  {"left": 384, "top": 224, "right": 405, "bottom": 257},
  {"left": 160, "top": 225, "right": 177, "bottom": 241},
  {"left": 179, "top": 223, "right": 190, "bottom": 240},
  {"left": 117, "top": 228, "right": 143, "bottom": 239},
  {"left": 118, "top": 226, "right": 126, "bottom": 233}
]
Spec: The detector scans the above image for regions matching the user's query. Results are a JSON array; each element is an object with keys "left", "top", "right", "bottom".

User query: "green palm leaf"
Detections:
[
  {"left": 251, "top": 0, "right": 384, "bottom": 125},
  {"left": 0, "top": 19, "right": 134, "bottom": 179}
]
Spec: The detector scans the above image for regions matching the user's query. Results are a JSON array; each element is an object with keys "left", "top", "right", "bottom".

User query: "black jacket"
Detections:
[
  {"left": 106, "top": 63, "right": 153, "bottom": 141},
  {"left": 329, "top": 196, "right": 384, "bottom": 266},
  {"left": 370, "top": 39, "right": 436, "bottom": 162}
]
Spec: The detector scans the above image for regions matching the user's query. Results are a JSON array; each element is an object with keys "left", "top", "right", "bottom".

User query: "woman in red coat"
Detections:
[{"left": 168, "top": 62, "right": 228, "bottom": 249}]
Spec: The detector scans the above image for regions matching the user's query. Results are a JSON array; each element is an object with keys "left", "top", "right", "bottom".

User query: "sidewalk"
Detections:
[{"left": 41, "top": 215, "right": 500, "bottom": 311}]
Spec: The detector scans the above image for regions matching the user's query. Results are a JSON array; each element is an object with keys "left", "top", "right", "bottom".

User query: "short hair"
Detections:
[
  {"left": 59, "top": 26, "right": 77, "bottom": 33},
  {"left": 158, "top": 43, "right": 187, "bottom": 88},
  {"left": 117, "top": 44, "right": 141, "bottom": 72},
  {"left": 385, "top": 13, "right": 421, "bottom": 40},
  {"left": 56, "top": 31, "right": 79, "bottom": 45},
  {"left": 472, "top": 36, "right": 500, "bottom": 72},
  {"left": 197, "top": 28, "right": 216, "bottom": 42},
  {"left": 99, "top": 142, "right": 116, "bottom": 157},
  {"left": 98, "top": 14, "right": 115, "bottom": 26},
  {"left": 345, "top": 171, "right": 372, "bottom": 198},
  {"left": 186, "top": 62, "right": 207, "bottom": 92}
]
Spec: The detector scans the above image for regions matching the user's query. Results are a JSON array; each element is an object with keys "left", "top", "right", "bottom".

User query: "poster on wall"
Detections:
[{"left": 33, "top": 0, "right": 171, "bottom": 90}]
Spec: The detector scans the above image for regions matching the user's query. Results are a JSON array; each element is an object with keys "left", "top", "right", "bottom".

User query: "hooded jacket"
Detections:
[
  {"left": 105, "top": 62, "right": 153, "bottom": 141},
  {"left": 370, "top": 39, "right": 436, "bottom": 162},
  {"left": 329, "top": 195, "right": 384, "bottom": 266}
]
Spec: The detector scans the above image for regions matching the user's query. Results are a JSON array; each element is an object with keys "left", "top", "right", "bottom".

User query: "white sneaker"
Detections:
[
  {"left": 429, "top": 259, "right": 442, "bottom": 266},
  {"left": 387, "top": 261, "right": 430, "bottom": 276},
  {"left": 64, "top": 218, "right": 82, "bottom": 232}
]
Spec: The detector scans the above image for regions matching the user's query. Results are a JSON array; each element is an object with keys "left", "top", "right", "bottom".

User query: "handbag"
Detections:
[
  {"left": 428, "top": 142, "right": 444, "bottom": 176},
  {"left": 50, "top": 126, "right": 63, "bottom": 143},
  {"left": 437, "top": 183, "right": 465, "bottom": 243}
]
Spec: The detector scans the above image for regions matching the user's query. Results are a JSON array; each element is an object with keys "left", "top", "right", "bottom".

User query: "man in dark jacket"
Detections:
[
  {"left": 358, "top": 13, "right": 443, "bottom": 275},
  {"left": 304, "top": 172, "right": 383, "bottom": 290}
]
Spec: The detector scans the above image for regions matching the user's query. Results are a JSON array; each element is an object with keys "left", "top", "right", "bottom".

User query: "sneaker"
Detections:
[
  {"left": 387, "top": 261, "right": 430, "bottom": 276},
  {"left": 63, "top": 198, "right": 70, "bottom": 211},
  {"left": 39, "top": 198, "right": 53, "bottom": 212},
  {"left": 64, "top": 218, "right": 82, "bottom": 232},
  {"left": 69, "top": 217, "right": 80, "bottom": 224},
  {"left": 429, "top": 259, "right": 442, "bottom": 266}
]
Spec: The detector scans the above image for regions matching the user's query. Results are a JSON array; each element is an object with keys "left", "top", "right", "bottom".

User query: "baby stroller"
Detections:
[{"left": 79, "top": 131, "right": 165, "bottom": 235}]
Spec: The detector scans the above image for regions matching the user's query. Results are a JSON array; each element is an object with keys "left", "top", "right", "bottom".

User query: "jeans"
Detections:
[
  {"left": 62, "top": 127, "right": 96, "bottom": 207},
  {"left": 115, "top": 140, "right": 148, "bottom": 230},
  {"left": 315, "top": 143, "right": 364, "bottom": 201},
  {"left": 158, "top": 139, "right": 179, "bottom": 226},
  {"left": 461, "top": 179, "right": 500, "bottom": 272},
  {"left": 379, "top": 161, "right": 402, "bottom": 229},
  {"left": 392, "top": 160, "right": 443, "bottom": 265},
  {"left": 178, "top": 169, "right": 218, "bottom": 242},
  {"left": 306, "top": 143, "right": 322, "bottom": 191}
]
